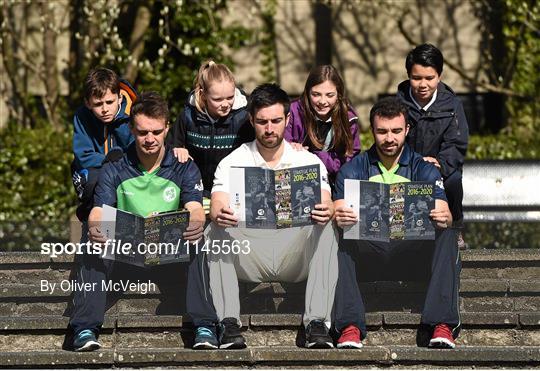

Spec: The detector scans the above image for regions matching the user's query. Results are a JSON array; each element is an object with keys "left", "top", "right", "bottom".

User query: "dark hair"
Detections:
[
  {"left": 248, "top": 83, "right": 290, "bottom": 117},
  {"left": 130, "top": 91, "right": 169, "bottom": 126},
  {"left": 300, "top": 65, "right": 353, "bottom": 156},
  {"left": 369, "top": 97, "right": 408, "bottom": 127},
  {"left": 405, "top": 43, "right": 444, "bottom": 76},
  {"left": 84, "top": 67, "right": 120, "bottom": 101}
]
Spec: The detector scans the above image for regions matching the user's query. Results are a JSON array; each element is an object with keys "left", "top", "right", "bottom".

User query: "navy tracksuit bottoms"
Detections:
[
  {"left": 69, "top": 233, "right": 218, "bottom": 335},
  {"left": 444, "top": 171, "right": 463, "bottom": 224},
  {"left": 333, "top": 227, "right": 461, "bottom": 339}
]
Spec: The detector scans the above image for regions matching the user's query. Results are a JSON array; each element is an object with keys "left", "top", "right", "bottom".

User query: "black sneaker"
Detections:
[
  {"left": 73, "top": 329, "right": 101, "bottom": 352},
  {"left": 193, "top": 326, "right": 219, "bottom": 349},
  {"left": 305, "top": 320, "right": 334, "bottom": 348},
  {"left": 219, "top": 317, "right": 246, "bottom": 349}
]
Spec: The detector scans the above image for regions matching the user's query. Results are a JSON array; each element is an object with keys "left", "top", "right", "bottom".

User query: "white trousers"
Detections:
[{"left": 204, "top": 222, "right": 339, "bottom": 328}]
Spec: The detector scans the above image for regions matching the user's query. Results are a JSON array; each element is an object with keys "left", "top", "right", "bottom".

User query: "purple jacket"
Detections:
[{"left": 285, "top": 99, "right": 361, "bottom": 180}]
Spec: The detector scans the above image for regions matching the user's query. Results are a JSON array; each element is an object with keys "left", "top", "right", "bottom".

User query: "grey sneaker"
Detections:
[
  {"left": 193, "top": 326, "right": 219, "bottom": 349},
  {"left": 73, "top": 329, "right": 101, "bottom": 352},
  {"left": 305, "top": 320, "right": 334, "bottom": 348},
  {"left": 219, "top": 318, "right": 246, "bottom": 349}
]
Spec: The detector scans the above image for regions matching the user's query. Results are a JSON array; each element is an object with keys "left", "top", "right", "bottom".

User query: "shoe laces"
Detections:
[
  {"left": 77, "top": 329, "right": 94, "bottom": 339},
  {"left": 340, "top": 325, "right": 360, "bottom": 340},
  {"left": 433, "top": 323, "right": 452, "bottom": 338},
  {"left": 308, "top": 320, "right": 328, "bottom": 336},
  {"left": 196, "top": 327, "right": 215, "bottom": 337},
  {"left": 222, "top": 317, "right": 240, "bottom": 329}
]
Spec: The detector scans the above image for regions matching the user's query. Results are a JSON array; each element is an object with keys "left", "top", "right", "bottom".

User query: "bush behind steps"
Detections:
[
  {"left": 0, "top": 126, "right": 537, "bottom": 251},
  {"left": 0, "top": 125, "right": 75, "bottom": 251}
]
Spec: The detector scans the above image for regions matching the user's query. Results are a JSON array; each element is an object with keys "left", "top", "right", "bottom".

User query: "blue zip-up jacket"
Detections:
[{"left": 72, "top": 89, "right": 134, "bottom": 172}]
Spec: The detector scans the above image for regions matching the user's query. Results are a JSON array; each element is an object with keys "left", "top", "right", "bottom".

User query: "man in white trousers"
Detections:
[{"left": 205, "top": 83, "right": 339, "bottom": 349}]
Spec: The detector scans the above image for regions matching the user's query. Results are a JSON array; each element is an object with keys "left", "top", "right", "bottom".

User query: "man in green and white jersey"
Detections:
[{"left": 69, "top": 92, "right": 220, "bottom": 351}]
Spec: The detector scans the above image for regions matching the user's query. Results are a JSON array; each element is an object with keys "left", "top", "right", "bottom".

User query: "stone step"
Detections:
[
  {"left": 1, "top": 265, "right": 539, "bottom": 283},
  {"left": 0, "top": 251, "right": 538, "bottom": 319},
  {"left": 2, "top": 278, "right": 539, "bottom": 298},
  {"left": 2, "top": 248, "right": 539, "bottom": 262},
  {"left": 1, "top": 295, "right": 539, "bottom": 317},
  {"left": 2, "top": 312, "right": 538, "bottom": 331},
  {"left": 1, "top": 313, "right": 538, "bottom": 351},
  {"left": 461, "top": 266, "right": 539, "bottom": 280},
  {"left": 1, "top": 279, "right": 538, "bottom": 317},
  {"left": 460, "top": 249, "right": 540, "bottom": 262},
  {"left": 2, "top": 328, "right": 538, "bottom": 353},
  {"left": 0, "top": 346, "right": 539, "bottom": 368},
  {"left": 2, "top": 330, "right": 539, "bottom": 349},
  {"left": 1, "top": 249, "right": 539, "bottom": 268}
]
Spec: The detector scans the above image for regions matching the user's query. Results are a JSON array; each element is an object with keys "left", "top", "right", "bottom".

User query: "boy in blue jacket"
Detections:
[{"left": 71, "top": 67, "right": 137, "bottom": 221}]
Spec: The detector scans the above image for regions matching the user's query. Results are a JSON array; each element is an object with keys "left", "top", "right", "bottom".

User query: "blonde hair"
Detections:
[{"left": 193, "top": 60, "right": 235, "bottom": 112}]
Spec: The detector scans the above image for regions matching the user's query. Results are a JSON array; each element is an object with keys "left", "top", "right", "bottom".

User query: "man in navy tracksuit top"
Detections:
[
  {"left": 332, "top": 97, "right": 460, "bottom": 349},
  {"left": 69, "top": 92, "right": 219, "bottom": 352}
]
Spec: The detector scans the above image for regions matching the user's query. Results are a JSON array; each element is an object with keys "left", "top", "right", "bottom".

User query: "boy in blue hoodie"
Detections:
[{"left": 71, "top": 67, "right": 137, "bottom": 221}]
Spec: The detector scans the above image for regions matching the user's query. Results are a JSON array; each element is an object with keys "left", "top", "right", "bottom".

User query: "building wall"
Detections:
[
  {"left": 223, "top": 0, "right": 483, "bottom": 129},
  {"left": 1, "top": 0, "right": 483, "bottom": 131}
]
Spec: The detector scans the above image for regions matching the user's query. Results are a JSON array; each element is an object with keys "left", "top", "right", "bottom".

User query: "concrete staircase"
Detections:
[{"left": 0, "top": 249, "right": 539, "bottom": 368}]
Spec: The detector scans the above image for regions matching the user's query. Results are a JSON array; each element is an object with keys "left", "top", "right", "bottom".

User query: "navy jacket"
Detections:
[
  {"left": 334, "top": 143, "right": 447, "bottom": 202},
  {"left": 166, "top": 89, "right": 254, "bottom": 196},
  {"left": 397, "top": 81, "right": 469, "bottom": 179},
  {"left": 94, "top": 144, "right": 203, "bottom": 213}
]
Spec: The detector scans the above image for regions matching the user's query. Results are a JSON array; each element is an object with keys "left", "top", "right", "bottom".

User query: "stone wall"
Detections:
[{"left": 222, "top": 0, "right": 484, "bottom": 129}]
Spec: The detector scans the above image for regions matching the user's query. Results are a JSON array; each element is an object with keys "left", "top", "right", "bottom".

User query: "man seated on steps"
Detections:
[
  {"left": 69, "top": 92, "right": 220, "bottom": 351},
  {"left": 333, "top": 97, "right": 461, "bottom": 349},
  {"left": 205, "top": 83, "right": 339, "bottom": 349}
]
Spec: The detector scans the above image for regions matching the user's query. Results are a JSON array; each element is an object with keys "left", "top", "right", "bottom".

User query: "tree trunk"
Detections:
[
  {"left": 1, "top": 2, "right": 35, "bottom": 128},
  {"left": 314, "top": 1, "right": 332, "bottom": 66},
  {"left": 68, "top": 0, "right": 86, "bottom": 108},
  {"left": 124, "top": 3, "right": 151, "bottom": 83},
  {"left": 41, "top": 1, "right": 60, "bottom": 130}
]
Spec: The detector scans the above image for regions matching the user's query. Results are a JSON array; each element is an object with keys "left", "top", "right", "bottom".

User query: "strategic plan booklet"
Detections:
[
  {"left": 101, "top": 205, "right": 190, "bottom": 266},
  {"left": 343, "top": 180, "right": 435, "bottom": 242},
  {"left": 230, "top": 164, "right": 321, "bottom": 229}
]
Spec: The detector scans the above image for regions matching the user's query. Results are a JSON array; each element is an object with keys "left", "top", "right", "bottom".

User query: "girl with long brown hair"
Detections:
[{"left": 285, "top": 65, "right": 361, "bottom": 186}]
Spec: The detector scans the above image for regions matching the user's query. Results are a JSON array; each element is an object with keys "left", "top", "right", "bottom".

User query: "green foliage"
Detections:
[
  {"left": 464, "top": 222, "right": 540, "bottom": 249},
  {"left": 467, "top": 0, "right": 539, "bottom": 160},
  {"left": 359, "top": 131, "right": 374, "bottom": 152},
  {"left": 503, "top": 0, "right": 540, "bottom": 99},
  {"left": 0, "top": 125, "right": 75, "bottom": 250},
  {"left": 468, "top": 132, "right": 538, "bottom": 159},
  {"left": 64, "top": 0, "right": 253, "bottom": 120},
  {"left": 134, "top": 0, "right": 253, "bottom": 118},
  {"left": 1, "top": 0, "right": 253, "bottom": 251},
  {"left": 484, "top": 0, "right": 540, "bottom": 159}
]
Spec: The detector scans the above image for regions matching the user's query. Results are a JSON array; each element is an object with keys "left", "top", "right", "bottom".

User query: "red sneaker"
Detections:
[
  {"left": 337, "top": 324, "right": 362, "bottom": 349},
  {"left": 429, "top": 323, "right": 455, "bottom": 349}
]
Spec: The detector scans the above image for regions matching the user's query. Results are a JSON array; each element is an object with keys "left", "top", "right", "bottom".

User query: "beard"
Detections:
[
  {"left": 376, "top": 140, "right": 404, "bottom": 159},
  {"left": 257, "top": 133, "right": 283, "bottom": 149}
]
